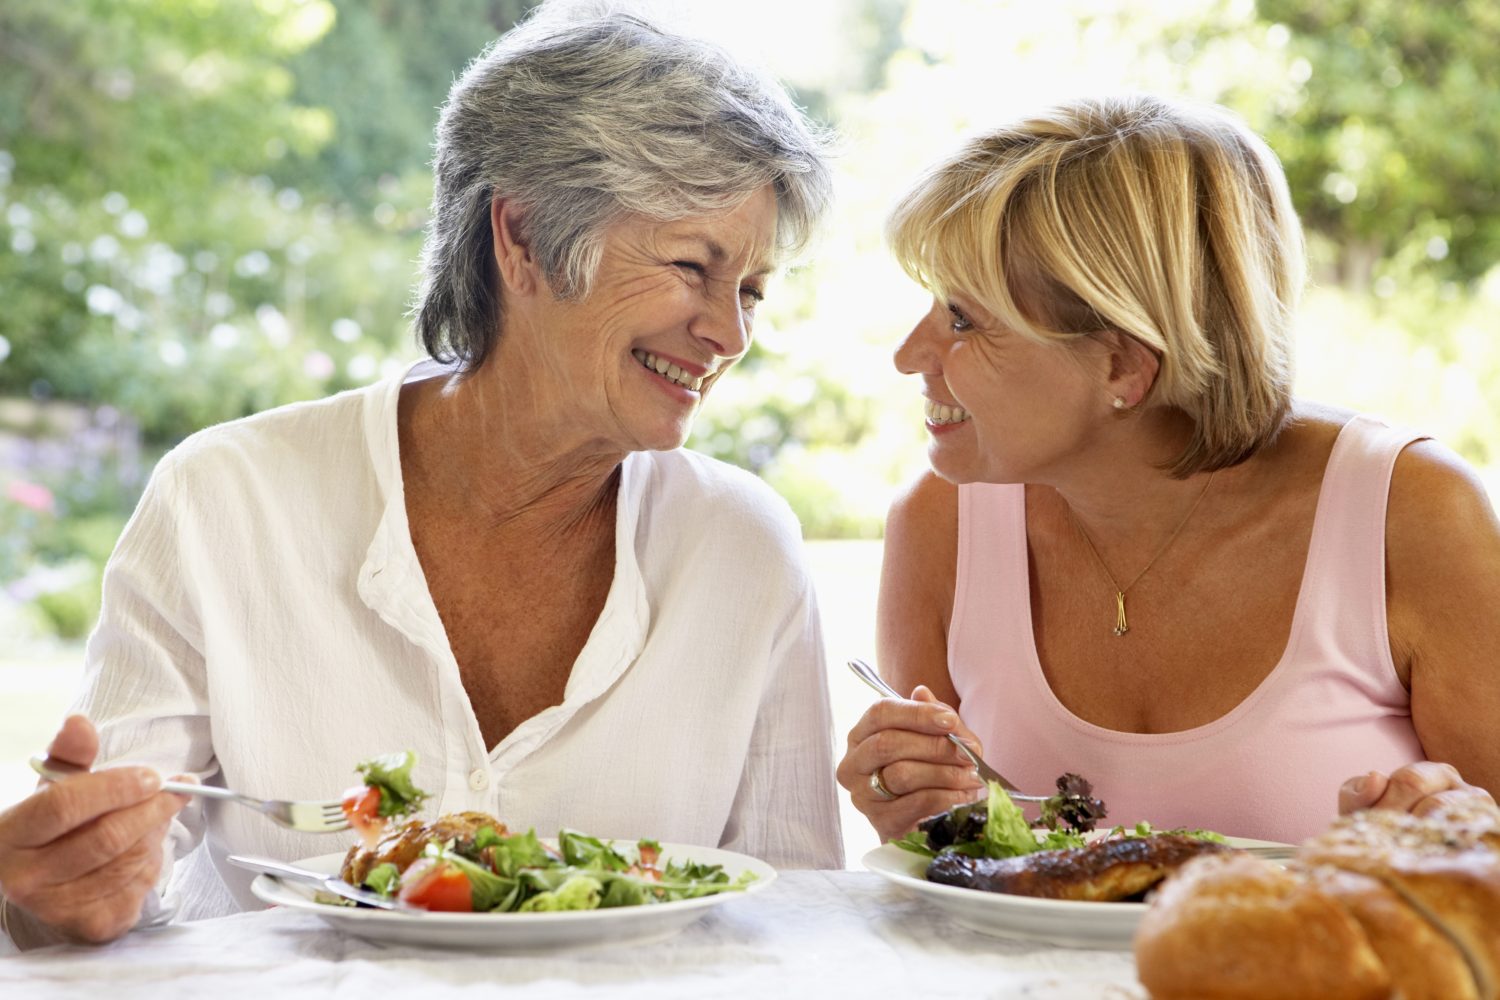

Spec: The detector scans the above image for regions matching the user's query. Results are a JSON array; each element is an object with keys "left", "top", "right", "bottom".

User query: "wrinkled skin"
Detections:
[
  {"left": 0, "top": 715, "right": 191, "bottom": 946},
  {"left": 1338, "top": 761, "right": 1495, "bottom": 818}
]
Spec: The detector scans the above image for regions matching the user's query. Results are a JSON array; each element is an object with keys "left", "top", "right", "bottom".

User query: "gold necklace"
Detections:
[{"left": 1068, "top": 472, "right": 1216, "bottom": 637}]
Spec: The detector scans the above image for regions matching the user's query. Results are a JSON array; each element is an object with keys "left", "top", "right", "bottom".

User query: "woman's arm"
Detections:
[
  {"left": 837, "top": 472, "right": 985, "bottom": 841},
  {"left": 721, "top": 576, "right": 845, "bottom": 870},
  {"left": 877, "top": 471, "right": 963, "bottom": 704},
  {"left": 0, "top": 456, "right": 210, "bottom": 946},
  {"left": 1368, "top": 440, "right": 1500, "bottom": 811}
]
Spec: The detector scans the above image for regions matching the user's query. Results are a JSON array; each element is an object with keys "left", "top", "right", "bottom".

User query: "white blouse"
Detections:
[{"left": 71, "top": 362, "right": 843, "bottom": 921}]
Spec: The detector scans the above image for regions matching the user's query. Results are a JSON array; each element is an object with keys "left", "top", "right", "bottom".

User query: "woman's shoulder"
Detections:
[
  {"left": 1275, "top": 400, "right": 1494, "bottom": 543},
  {"left": 153, "top": 383, "right": 378, "bottom": 497},
  {"left": 637, "top": 448, "right": 802, "bottom": 537},
  {"left": 639, "top": 446, "right": 792, "bottom": 509},
  {"left": 884, "top": 470, "right": 961, "bottom": 563}
]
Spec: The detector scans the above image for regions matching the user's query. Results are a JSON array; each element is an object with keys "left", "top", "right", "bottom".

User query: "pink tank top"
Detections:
[{"left": 949, "top": 416, "right": 1427, "bottom": 843}]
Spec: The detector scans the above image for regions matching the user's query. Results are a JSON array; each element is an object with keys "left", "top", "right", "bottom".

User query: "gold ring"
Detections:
[{"left": 869, "top": 767, "right": 897, "bottom": 801}]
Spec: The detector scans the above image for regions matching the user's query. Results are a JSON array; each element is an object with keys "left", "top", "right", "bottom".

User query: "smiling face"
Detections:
[
  {"left": 893, "top": 291, "right": 1112, "bottom": 485},
  {"left": 495, "top": 185, "right": 778, "bottom": 456}
]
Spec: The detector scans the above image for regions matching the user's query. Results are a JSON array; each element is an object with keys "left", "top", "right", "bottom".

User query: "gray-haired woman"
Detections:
[{"left": 0, "top": 9, "right": 840, "bottom": 947}]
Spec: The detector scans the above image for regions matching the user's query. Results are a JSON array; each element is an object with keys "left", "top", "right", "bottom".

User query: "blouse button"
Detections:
[{"left": 468, "top": 767, "right": 490, "bottom": 792}]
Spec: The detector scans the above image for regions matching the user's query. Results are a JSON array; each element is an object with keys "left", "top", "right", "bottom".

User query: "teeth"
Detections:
[
  {"left": 633, "top": 349, "right": 705, "bottom": 392},
  {"left": 924, "top": 398, "right": 970, "bottom": 425}
]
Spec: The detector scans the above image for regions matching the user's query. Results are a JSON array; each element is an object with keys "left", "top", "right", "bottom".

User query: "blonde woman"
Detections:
[{"left": 837, "top": 95, "right": 1500, "bottom": 845}]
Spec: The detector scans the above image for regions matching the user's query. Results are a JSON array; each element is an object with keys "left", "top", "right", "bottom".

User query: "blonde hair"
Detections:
[{"left": 888, "top": 95, "right": 1305, "bottom": 476}]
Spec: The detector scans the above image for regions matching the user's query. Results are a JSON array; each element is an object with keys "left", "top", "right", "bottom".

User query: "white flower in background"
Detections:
[
  {"left": 89, "top": 235, "right": 120, "bottom": 261},
  {"left": 210, "top": 323, "right": 240, "bottom": 349},
  {"left": 158, "top": 340, "right": 187, "bottom": 367},
  {"left": 86, "top": 285, "right": 124, "bottom": 315},
  {"left": 331, "top": 318, "right": 360, "bottom": 342},
  {"left": 255, "top": 303, "right": 292, "bottom": 347},
  {"left": 346, "top": 353, "right": 377, "bottom": 381},
  {"left": 119, "top": 210, "right": 148, "bottom": 238},
  {"left": 235, "top": 250, "right": 271, "bottom": 277},
  {"left": 303, "top": 350, "right": 335, "bottom": 379}
]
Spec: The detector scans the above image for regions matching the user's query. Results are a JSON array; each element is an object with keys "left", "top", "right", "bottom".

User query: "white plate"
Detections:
[
  {"left": 862, "top": 836, "right": 1289, "bottom": 950},
  {"left": 251, "top": 842, "right": 776, "bottom": 951}
]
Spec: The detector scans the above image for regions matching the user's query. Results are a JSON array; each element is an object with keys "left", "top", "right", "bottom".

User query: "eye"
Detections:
[
  {"left": 947, "top": 304, "right": 973, "bottom": 334},
  {"left": 739, "top": 285, "right": 765, "bottom": 310},
  {"left": 672, "top": 260, "right": 708, "bottom": 277}
]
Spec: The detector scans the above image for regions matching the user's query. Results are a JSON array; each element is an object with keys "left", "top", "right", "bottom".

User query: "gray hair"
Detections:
[{"left": 414, "top": 7, "right": 835, "bottom": 372}]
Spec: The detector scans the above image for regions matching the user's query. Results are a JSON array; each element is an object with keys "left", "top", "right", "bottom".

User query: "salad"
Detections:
[
  {"left": 341, "top": 750, "right": 429, "bottom": 849},
  {"left": 893, "top": 776, "right": 1222, "bottom": 861},
  {"left": 891, "top": 778, "right": 1229, "bottom": 902},
  {"left": 333, "top": 753, "right": 755, "bottom": 913}
]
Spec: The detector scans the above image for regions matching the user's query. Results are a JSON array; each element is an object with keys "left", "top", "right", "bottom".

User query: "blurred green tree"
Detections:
[
  {"left": 1249, "top": 0, "right": 1500, "bottom": 289},
  {"left": 0, "top": 0, "right": 535, "bottom": 445}
]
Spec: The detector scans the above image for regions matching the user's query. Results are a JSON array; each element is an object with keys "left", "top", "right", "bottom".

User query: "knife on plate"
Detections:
[{"left": 227, "top": 854, "right": 422, "bottom": 911}]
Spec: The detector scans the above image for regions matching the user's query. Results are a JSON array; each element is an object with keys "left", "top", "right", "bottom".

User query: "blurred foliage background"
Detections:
[{"left": 0, "top": 0, "right": 1496, "bottom": 645}]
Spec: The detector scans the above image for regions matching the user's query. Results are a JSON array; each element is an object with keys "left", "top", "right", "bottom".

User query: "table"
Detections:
[{"left": 0, "top": 871, "right": 1144, "bottom": 999}]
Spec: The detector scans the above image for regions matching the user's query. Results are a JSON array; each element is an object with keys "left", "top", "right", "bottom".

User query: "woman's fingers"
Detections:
[
  {"left": 841, "top": 726, "right": 977, "bottom": 783},
  {"left": 1367, "top": 761, "right": 1466, "bottom": 813},
  {"left": 0, "top": 717, "right": 190, "bottom": 946},
  {"left": 0, "top": 796, "right": 180, "bottom": 944},
  {"left": 44, "top": 715, "right": 100, "bottom": 769},
  {"left": 5, "top": 766, "right": 164, "bottom": 848},
  {"left": 837, "top": 689, "right": 992, "bottom": 841},
  {"left": 1338, "top": 762, "right": 1494, "bottom": 817},
  {"left": 1338, "top": 770, "right": 1390, "bottom": 815},
  {"left": 878, "top": 760, "right": 984, "bottom": 796},
  {"left": 27, "top": 791, "right": 185, "bottom": 885}
]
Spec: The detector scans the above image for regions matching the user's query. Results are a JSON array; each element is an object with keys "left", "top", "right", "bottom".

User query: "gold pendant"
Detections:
[{"left": 1113, "top": 591, "right": 1129, "bottom": 636}]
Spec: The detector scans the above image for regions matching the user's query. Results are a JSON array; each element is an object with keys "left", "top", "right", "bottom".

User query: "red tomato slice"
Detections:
[
  {"left": 397, "top": 858, "right": 474, "bottom": 912},
  {"left": 342, "top": 785, "right": 386, "bottom": 850}
]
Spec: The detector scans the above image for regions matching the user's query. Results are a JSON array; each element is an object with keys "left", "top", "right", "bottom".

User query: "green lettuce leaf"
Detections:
[
  {"left": 518, "top": 874, "right": 604, "bottom": 912},
  {"left": 362, "top": 862, "right": 401, "bottom": 897},
  {"left": 978, "top": 781, "right": 1040, "bottom": 858},
  {"left": 355, "top": 751, "right": 429, "bottom": 818}
]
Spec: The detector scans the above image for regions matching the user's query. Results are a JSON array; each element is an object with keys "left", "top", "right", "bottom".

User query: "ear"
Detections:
[
  {"left": 1100, "top": 330, "right": 1161, "bottom": 409},
  {"left": 490, "top": 196, "right": 541, "bottom": 297}
]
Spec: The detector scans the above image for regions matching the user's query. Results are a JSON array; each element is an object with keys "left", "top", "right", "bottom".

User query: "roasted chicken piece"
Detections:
[
  {"left": 926, "top": 834, "right": 1231, "bottom": 901},
  {"left": 340, "top": 810, "right": 505, "bottom": 885}
]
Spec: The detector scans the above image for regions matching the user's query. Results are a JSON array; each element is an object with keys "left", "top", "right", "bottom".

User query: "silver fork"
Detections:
[
  {"left": 846, "top": 658, "right": 1048, "bottom": 803},
  {"left": 30, "top": 756, "right": 351, "bottom": 834}
]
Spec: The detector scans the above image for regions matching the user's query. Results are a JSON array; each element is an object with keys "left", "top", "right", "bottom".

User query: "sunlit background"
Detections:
[{"left": 2, "top": 0, "right": 1496, "bottom": 864}]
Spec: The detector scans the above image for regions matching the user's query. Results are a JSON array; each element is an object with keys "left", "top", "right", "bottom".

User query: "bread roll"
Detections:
[
  {"left": 1134, "top": 853, "right": 1391, "bottom": 1000},
  {"left": 1135, "top": 803, "right": 1500, "bottom": 1000},
  {"left": 1302, "top": 806, "right": 1500, "bottom": 999},
  {"left": 1305, "top": 865, "right": 1477, "bottom": 1000}
]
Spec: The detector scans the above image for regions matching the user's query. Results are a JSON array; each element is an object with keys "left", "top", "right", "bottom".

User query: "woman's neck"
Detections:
[
  {"left": 1042, "top": 405, "right": 1225, "bottom": 558},
  {"left": 398, "top": 366, "right": 624, "bottom": 538}
]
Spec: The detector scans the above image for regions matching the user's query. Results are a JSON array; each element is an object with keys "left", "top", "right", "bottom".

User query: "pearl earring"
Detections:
[{"left": 1112, "top": 397, "right": 1126, "bottom": 410}]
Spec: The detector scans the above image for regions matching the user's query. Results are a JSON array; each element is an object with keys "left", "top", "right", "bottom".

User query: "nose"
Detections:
[
  {"left": 893, "top": 304, "right": 946, "bottom": 376},
  {"left": 689, "top": 285, "right": 751, "bottom": 361}
]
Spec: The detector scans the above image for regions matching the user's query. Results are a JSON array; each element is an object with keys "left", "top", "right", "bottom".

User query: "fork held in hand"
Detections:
[
  {"left": 29, "top": 755, "right": 351, "bottom": 833},
  {"left": 845, "top": 658, "right": 1047, "bottom": 803}
]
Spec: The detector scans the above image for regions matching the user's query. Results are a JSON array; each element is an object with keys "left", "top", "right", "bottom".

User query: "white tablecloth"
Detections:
[{"left": 0, "top": 871, "right": 1144, "bottom": 999}]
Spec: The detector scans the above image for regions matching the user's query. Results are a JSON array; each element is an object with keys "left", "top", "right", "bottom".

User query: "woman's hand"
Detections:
[
  {"left": 1338, "top": 761, "right": 1496, "bottom": 818},
  {"left": 0, "top": 715, "right": 190, "bottom": 946},
  {"left": 836, "top": 685, "right": 987, "bottom": 843}
]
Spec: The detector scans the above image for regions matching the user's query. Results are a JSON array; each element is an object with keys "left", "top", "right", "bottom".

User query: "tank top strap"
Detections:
[
  {"left": 1291, "top": 414, "right": 1429, "bottom": 673},
  {"left": 951, "top": 483, "right": 1030, "bottom": 686}
]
